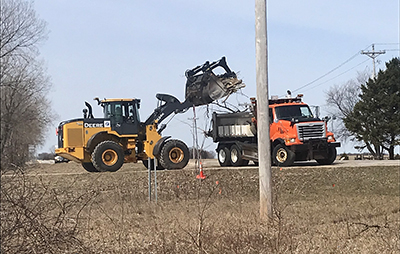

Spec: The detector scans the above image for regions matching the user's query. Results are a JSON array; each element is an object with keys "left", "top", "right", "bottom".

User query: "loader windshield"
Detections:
[
  {"left": 275, "top": 105, "right": 314, "bottom": 121},
  {"left": 103, "top": 102, "right": 140, "bottom": 122}
]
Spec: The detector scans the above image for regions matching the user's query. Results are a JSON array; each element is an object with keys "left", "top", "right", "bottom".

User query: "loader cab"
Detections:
[{"left": 101, "top": 98, "right": 141, "bottom": 135}]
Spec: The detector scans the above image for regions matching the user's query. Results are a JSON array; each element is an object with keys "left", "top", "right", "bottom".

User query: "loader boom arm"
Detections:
[{"left": 144, "top": 93, "right": 192, "bottom": 126}]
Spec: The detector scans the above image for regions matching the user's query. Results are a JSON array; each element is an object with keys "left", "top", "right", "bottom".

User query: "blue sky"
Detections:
[{"left": 34, "top": 0, "right": 399, "bottom": 154}]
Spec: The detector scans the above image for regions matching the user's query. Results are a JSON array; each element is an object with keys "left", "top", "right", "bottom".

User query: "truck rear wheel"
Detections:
[
  {"left": 218, "top": 146, "right": 231, "bottom": 166},
  {"left": 92, "top": 141, "right": 124, "bottom": 172},
  {"left": 82, "top": 162, "right": 99, "bottom": 172},
  {"left": 316, "top": 146, "right": 337, "bottom": 165},
  {"left": 159, "top": 139, "right": 189, "bottom": 169},
  {"left": 230, "top": 144, "right": 248, "bottom": 166},
  {"left": 272, "top": 144, "right": 295, "bottom": 167}
]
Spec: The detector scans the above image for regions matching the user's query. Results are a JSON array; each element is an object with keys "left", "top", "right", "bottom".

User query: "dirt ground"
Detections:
[
  {"left": 23, "top": 158, "right": 400, "bottom": 175},
  {"left": 2, "top": 159, "right": 400, "bottom": 253}
]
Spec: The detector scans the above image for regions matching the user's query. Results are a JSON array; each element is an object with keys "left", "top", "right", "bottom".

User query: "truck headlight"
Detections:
[
  {"left": 290, "top": 138, "right": 296, "bottom": 143},
  {"left": 327, "top": 135, "right": 334, "bottom": 141}
]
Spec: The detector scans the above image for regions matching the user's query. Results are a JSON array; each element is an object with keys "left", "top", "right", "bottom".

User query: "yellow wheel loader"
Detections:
[
  {"left": 55, "top": 57, "right": 244, "bottom": 172},
  {"left": 55, "top": 94, "right": 193, "bottom": 172}
]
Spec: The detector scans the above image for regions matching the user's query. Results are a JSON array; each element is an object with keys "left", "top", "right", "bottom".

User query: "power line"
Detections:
[
  {"left": 301, "top": 58, "right": 370, "bottom": 93},
  {"left": 373, "top": 42, "right": 400, "bottom": 46},
  {"left": 290, "top": 48, "right": 367, "bottom": 95}
]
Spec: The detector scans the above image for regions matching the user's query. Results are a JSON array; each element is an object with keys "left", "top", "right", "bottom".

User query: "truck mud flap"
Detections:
[{"left": 185, "top": 57, "right": 245, "bottom": 106}]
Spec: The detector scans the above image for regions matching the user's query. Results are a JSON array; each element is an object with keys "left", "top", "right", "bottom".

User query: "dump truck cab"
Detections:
[{"left": 266, "top": 95, "right": 339, "bottom": 165}]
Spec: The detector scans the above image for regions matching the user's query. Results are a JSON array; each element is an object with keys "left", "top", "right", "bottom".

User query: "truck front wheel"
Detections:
[
  {"left": 316, "top": 146, "right": 337, "bottom": 165},
  {"left": 218, "top": 146, "right": 231, "bottom": 166},
  {"left": 272, "top": 144, "right": 295, "bottom": 167},
  {"left": 92, "top": 141, "right": 125, "bottom": 172},
  {"left": 159, "top": 139, "right": 189, "bottom": 169}
]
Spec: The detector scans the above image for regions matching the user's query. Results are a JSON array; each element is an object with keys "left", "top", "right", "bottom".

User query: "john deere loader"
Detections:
[{"left": 55, "top": 57, "right": 244, "bottom": 172}]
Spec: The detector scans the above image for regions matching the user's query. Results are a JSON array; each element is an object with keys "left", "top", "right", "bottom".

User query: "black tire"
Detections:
[
  {"left": 92, "top": 141, "right": 124, "bottom": 172},
  {"left": 230, "top": 144, "right": 248, "bottom": 166},
  {"left": 82, "top": 162, "right": 99, "bottom": 173},
  {"left": 218, "top": 146, "right": 231, "bottom": 166},
  {"left": 316, "top": 146, "right": 337, "bottom": 165},
  {"left": 272, "top": 144, "right": 295, "bottom": 167},
  {"left": 142, "top": 158, "right": 165, "bottom": 170},
  {"left": 159, "top": 139, "right": 189, "bottom": 169}
]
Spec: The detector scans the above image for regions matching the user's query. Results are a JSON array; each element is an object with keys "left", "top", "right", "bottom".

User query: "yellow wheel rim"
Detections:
[
  {"left": 169, "top": 147, "right": 184, "bottom": 163},
  {"left": 102, "top": 149, "right": 118, "bottom": 166}
]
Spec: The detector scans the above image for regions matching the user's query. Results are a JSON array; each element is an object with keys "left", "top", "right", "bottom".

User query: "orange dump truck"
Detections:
[{"left": 206, "top": 94, "right": 340, "bottom": 166}]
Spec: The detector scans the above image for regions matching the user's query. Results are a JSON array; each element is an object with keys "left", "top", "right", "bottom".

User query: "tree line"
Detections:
[{"left": 1, "top": 0, "right": 54, "bottom": 170}]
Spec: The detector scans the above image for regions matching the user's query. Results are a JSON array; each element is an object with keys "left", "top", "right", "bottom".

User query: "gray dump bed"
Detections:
[{"left": 210, "top": 112, "right": 257, "bottom": 142}]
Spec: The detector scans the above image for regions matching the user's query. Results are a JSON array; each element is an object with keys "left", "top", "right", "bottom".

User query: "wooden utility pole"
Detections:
[
  {"left": 361, "top": 44, "right": 386, "bottom": 79},
  {"left": 255, "top": 0, "right": 273, "bottom": 220}
]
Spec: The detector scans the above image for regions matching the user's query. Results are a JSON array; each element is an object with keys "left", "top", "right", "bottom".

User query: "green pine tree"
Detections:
[{"left": 344, "top": 57, "right": 400, "bottom": 159}]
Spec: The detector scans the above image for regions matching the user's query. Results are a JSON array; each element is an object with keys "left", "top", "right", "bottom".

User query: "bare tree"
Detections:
[
  {"left": 1, "top": 0, "right": 53, "bottom": 170},
  {"left": 325, "top": 70, "right": 369, "bottom": 141}
]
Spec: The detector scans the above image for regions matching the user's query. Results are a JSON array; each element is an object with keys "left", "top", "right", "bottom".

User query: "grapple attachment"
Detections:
[{"left": 185, "top": 57, "right": 245, "bottom": 106}]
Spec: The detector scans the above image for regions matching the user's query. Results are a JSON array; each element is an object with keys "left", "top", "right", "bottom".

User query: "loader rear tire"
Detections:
[
  {"left": 159, "top": 139, "right": 189, "bottom": 169},
  {"left": 92, "top": 141, "right": 124, "bottom": 172},
  {"left": 82, "top": 162, "right": 99, "bottom": 173}
]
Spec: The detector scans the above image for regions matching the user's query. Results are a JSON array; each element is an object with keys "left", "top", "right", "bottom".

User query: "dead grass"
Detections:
[{"left": 1, "top": 162, "right": 399, "bottom": 253}]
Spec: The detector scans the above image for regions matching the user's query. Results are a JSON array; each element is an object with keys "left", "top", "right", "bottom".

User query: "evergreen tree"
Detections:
[{"left": 344, "top": 57, "right": 400, "bottom": 159}]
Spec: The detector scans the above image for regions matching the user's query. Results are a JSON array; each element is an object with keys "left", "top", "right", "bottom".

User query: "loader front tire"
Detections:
[
  {"left": 142, "top": 158, "right": 165, "bottom": 170},
  {"left": 92, "top": 141, "right": 124, "bottom": 172},
  {"left": 82, "top": 162, "right": 100, "bottom": 173},
  {"left": 159, "top": 139, "right": 189, "bottom": 169}
]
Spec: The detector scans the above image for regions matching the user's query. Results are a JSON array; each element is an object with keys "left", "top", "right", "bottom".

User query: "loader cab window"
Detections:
[
  {"left": 128, "top": 103, "right": 140, "bottom": 122},
  {"left": 104, "top": 103, "right": 125, "bottom": 121},
  {"left": 103, "top": 101, "right": 140, "bottom": 135}
]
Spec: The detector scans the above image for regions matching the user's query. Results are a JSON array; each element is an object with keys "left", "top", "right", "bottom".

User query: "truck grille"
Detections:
[{"left": 296, "top": 122, "right": 325, "bottom": 140}]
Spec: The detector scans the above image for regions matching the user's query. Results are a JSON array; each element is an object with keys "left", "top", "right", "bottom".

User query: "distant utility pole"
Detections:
[
  {"left": 255, "top": 0, "right": 273, "bottom": 220},
  {"left": 361, "top": 44, "right": 386, "bottom": 79}
]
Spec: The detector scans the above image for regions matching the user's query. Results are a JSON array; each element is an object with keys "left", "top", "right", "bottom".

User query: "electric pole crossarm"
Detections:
[{"left": 361, "top": 44, "right": 386, "bottom": 79}]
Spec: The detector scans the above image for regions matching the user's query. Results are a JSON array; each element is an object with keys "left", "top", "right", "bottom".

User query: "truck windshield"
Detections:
[{"left": 275, "top": 105, "right": 314, "bottom": 120}]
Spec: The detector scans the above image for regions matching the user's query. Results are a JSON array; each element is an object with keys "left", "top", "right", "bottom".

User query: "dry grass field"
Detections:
[{"left": 1, "top": 160, "right": 399, "bottom": 253}]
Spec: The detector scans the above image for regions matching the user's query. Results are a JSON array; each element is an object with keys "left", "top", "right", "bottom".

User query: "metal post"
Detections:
[
  {"left": 154, "top": 158, "right": 157, "bottom": 202},
  {"left": 148, "top": 157, "right": 151, "bottom": 201},
  {"left": 255, "top": 0, "right": 273, "bottom": 220}
]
